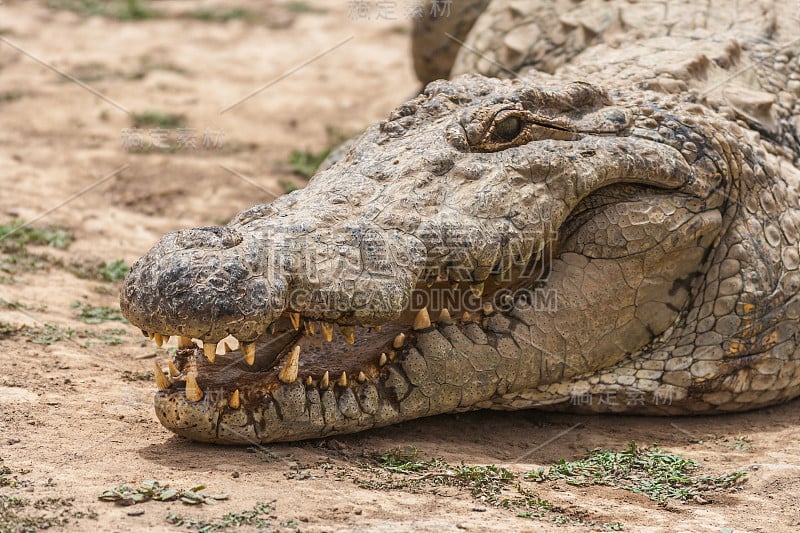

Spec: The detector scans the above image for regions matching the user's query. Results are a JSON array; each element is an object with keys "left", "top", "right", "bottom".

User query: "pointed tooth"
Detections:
[
  {"left": 278, "top": 345, "right": 300, "bottom": 384},
  {"left": 393, "top": 333, "right": 406, "bottom": 349},
  {"left": 357, "top": 371, "right": 367, "bottom": 383},
  {"left": 413, "top": 307, "right": 431, "bottom": 330},
  {"left": 470, "top": 282, "right": 484, "bottom": 298},
  {"left": 269, "top": 322, "right": 276, "bottom": 335},
  {"left": 223, "top": 341, "right": 233, "bottom": 354},
  {"left": 462, "top": 311, "right": 471, "bottom": 322},
  {"left": 148, "top": 332, "right": 155, "bottom": 340},
  {"left": 337, "top": 372, "right": 347, "bottom": 387},
  {"left": 203, "top": 342, "right": 216, "bottom": 363},
  {"left": 229, "top": 389, "right": 240, "bottom": 409},
  {"left": 340, "top": 326, "right": 355, "bottom": 345},
  {"left": 242, "top": 342, "right": 256, "bottom": 366},
  {"left": 154, "top": 362, "right": 170, "bottom": 390},
  {"left": 305, "top": 376, "right": 313, "bottom": 386},
  {"left": 154, "top": 333, "right": 164, "bottom": 347},
  {"left": 373, "top": 325, "right": 382, "bottom": 333},
  {"left": 178, "top": 336, "right": 193, "bottom": 349},
  {"left": 167, "top": 360, "right": 180, "bottom": 377},
  {"left": 439, "top": 308, "right": 452, "bottom": 324},
  {"left": 290, "top": 312, "right": 301, "bottom": 331},
  {"left": 320, "top": 370, "right": 330, "bottom": 390},
  {"left": 185, "top": 372, "right": 203, "bottom": 402},
  {"left": 304, "top": 321, "right": 315, "bottom": 335},
  {"left": 379, "top": 353, "right": 388, "bottom": 367},
  {"left": 321, "top": 321, "right": 334, "bottom": 342}
]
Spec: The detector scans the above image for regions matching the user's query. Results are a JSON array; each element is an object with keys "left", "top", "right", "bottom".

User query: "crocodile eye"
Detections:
[{"left": 492, "top": 116, "right": 522, "bottom": 142}]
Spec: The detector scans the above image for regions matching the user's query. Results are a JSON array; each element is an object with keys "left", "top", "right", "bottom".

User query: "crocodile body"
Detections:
[{"left": 121, "top": 0, "right": 800, "bottom": 443}]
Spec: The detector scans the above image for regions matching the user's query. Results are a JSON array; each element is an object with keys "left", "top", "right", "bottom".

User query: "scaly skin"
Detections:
[{"left": 121, "top": 0, "right": 800, "bottom": 443}]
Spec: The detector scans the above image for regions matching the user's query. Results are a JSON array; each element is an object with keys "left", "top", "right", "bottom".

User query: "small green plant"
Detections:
[
  {"left": 71, "top": 301, "right": 126, "bottom": 324},
  {"left": 47, "top": 0, "right": 156, "bottom": 20},
  {"left": 187, "top": 8, "right": 250, "bottom": 21},
  {"left": 286, "top": 125, "right": 349, "bottom": 179},
  {"left": 98, "top": 260, "right": 130, "bottom": 282},
  {"left": 0, "top": 220, "right": 72, "bottom": 252},
  {"left": 24, "top": 323, "right": 75, "bottom": 345},
  {"left": 287, "top": 148, "right": 331, "bottom": 179},
  {"left": 279, "top": 180, "right": 299, "bottom": 193},
  {"left": 527, "top": 441, "right": 747, "bottom": 502},
  {"left": 130, "top": 110, "right": 187, "bottom": 129},
  {"left": 0, "top": 298, "right": 47, "bottom": 312},
  {"left": 99, "top": 480, "right": 228, "bottom": 506},
  {"left": 167, "top": 501, "right": 276, "bottom": 532}
]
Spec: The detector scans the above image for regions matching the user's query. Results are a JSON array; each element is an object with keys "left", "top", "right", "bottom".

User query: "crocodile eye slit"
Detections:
[{"left": 492, "top": 115, "right": 523, "bottom": 143}]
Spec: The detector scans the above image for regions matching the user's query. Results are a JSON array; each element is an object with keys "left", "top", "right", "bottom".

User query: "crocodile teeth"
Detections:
[
  {"left": 320, "top": 370, "right": 330, "bottom": 390},
  {"left": 178, "top": 336, "right": 193, "bottom": 349},
  {"left": 154, "top": 333, "right": 164, "bottom": 347},
  {"left": 393, "top": 333, "right": 406, "bottom": 349},
  {"left": 167, "top": 360, "right": 180, "bottom": 378},
  {"left": 439, "top": 308, "right": 452, "bottom": 324},
  {"left": 290, "top": 312, "right": 301, "bottom": 331},
  {"left": 229, "top": 389, "right": 240, "bottom": 409},
  {"left": 278, "top": 345, "right": 300, "bottom": 384},
  {"left": 470, "top": 282, "right": 484, "bottom": 298},
  {"left": 379, "top": 352, "right": 388, "bottom": 367},
  {"left": 242, "top": 342, "right": 256, "bottom": 366},
  {"left": 413, "top": 307, "right": 431, "bottom": 330},
  {"left": 223, "top": 341, "right": 234, "bottom": 353},
  {"left": 304, "top": 321, "right": 315, "bottom": 335},
  {"left": 269, "top": 322, "right": 276, "bottom": 335},
  {"left": 462, "top": 311, "right": 472, "bottom": 321},
  {"left": 185, "top": 372, "right": 203, "bottom": 402},
  {"left": 305, "top": 376, "right": 313, "bottom": 386},
  {"left": 357, "top": 371, "right": 367, "bottom": 383},
  {"left": 154, "top": 362, "right": 170, "bottom": 390},
  {"left": 148, "top": 332, "right": 155, "bottom": 340},
  {"left": 340, "top": 326, "right": 355, "bottom": 345},
  {"left": 373, "top": 325, "right": 382, "bottom": 333},
  {"left": 203, "top": 342, "right": 216, "bottom": 363},
  {"left": 321, "top": 321, "right": 334, "bottom": 342},
  {"left": 337, "top": 371, "right": 347, "bottom": 387}
]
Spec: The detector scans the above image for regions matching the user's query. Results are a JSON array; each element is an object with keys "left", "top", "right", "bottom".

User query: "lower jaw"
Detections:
[{"left": 154, "top": 379, "right": 401, "bottom": 444}]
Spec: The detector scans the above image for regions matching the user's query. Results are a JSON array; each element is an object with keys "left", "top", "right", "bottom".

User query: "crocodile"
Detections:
[{"left": 120, "top": 0, "right": 800, "bottom": 444}]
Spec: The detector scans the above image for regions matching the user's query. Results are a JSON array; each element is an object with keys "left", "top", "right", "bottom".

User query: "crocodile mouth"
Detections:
[
  {"left": 150, "top": 313, "right": 413, "bottom": 405},
  {"left": 146, "top": 270, "right": 525, "bottom": 443}
]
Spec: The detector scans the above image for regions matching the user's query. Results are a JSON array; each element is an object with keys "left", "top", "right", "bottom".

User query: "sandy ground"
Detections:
[{"left": 0, "top": 1, "right": 799, "bottom": 532}]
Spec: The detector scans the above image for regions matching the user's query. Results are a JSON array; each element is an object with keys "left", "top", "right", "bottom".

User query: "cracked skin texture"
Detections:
[{"left": 120, "top": 0, "right": 800, "bottom": 443}]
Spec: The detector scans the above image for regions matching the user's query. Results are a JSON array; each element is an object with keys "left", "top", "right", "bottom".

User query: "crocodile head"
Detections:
[{"left": 121, "top": 74, "right": 732, "bottom": 443}]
